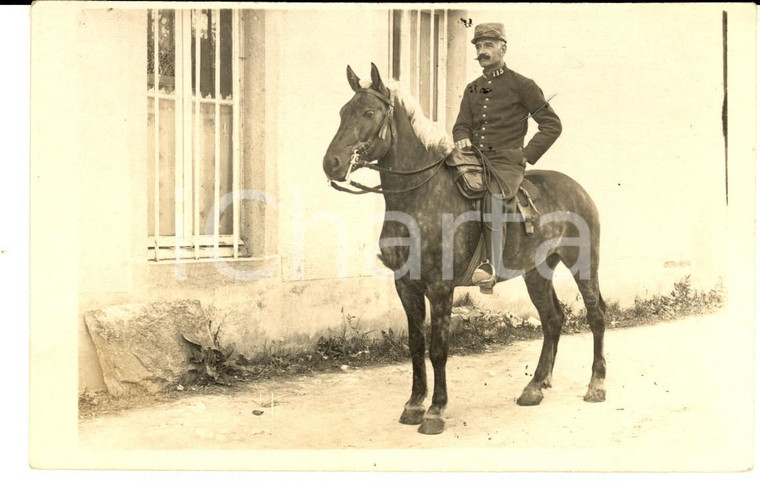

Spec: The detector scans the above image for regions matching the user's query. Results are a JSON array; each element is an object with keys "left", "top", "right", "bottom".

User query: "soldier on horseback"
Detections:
[
  {"left": 325, "top": 61, "right": 607, "bottom": 433},
  {"left": 453, "top": 23, "right": 562, "bottom": 293}
]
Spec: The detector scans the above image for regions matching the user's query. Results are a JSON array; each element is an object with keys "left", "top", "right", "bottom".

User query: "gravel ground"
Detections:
[{"left": 77, "top": 311, "right": 753, "bottom": 472}]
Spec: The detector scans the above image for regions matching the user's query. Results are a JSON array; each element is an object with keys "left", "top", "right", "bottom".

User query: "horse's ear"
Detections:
[
  {"left": 346, "top": 65, "right": 361, "bottom": 92},
  {"left": 370, "top": 62, "right": 389, "bottom": 96}
]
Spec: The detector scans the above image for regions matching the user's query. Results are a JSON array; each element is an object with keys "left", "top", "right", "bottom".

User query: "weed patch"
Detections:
[{"left": 562, "top": 276, "right": 725, "bottom": 333}]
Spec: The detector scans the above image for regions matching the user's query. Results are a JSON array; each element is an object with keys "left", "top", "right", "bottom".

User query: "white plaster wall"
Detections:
[
  {"left": 31, "top": 3, "right": 83, "bottom": 407},
  {"left": 268, "top": 9, "right": 392, "bottom": 282},
  {"left": 77, "top": 9, "right": 147, "bottom": 295},
  {"left": 73, "top": 9, "right": 148, "bottom": 390},
  {"left": 462, "top": 5, "right": 729, "bottom": 310}
]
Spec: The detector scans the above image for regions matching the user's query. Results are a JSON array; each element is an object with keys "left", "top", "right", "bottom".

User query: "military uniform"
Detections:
[
  {"left": 455, "top": 22, "right": 562, "bottom": 292},
  {"left": 453, "top": 65, "right": 562, "bottom": 198}
]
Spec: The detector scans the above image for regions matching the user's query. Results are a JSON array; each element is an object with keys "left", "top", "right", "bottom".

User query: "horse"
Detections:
[{"left": 322, "top": 63, "right": 606, "bottom": 435}]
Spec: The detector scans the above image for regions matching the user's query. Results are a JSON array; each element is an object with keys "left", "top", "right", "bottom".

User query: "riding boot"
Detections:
[
  {"left": 472, "top": 194, "right": 499, "bottom": 294},
  {"left": 472, "top": 194, "right": 512, "bottom": 294}
]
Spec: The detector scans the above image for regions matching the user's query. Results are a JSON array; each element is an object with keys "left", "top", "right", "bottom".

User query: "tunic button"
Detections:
[
  {"left": 482, "top": 114, "right": 486, "bottom": 117},
  {"left": 488, "top": 81, "right": 492, "bottom": 84},
  {"left": 483, "top": 105, "right": 487, "bottom": 108},
  {"left": 479, "top": 144, "right": 484, "bottom": 147},
  {"left": 485, "top": 98, "right": 490, "bottom": 101},
  {"left": 481, "top": 127, "right": 485, "bottom": 131}
]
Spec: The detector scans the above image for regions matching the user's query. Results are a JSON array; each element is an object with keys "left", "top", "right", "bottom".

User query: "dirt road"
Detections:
[{"left": 78, "top": 312, "right": 753, "bottom": 471}]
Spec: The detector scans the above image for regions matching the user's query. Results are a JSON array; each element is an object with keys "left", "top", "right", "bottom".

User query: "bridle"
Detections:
[{"left": 329, "top": 88, "right": 449, "bottom": 195}]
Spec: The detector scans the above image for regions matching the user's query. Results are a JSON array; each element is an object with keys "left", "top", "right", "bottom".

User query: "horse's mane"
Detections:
[{"left": 360, "top": 79, "right": 454, "bottom": 152}]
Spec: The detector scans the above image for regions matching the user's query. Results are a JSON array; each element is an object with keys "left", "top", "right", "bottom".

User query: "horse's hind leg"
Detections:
[
  {"left": 395, "top": 279, "right": 428, "bottom": 425},
  {"left": 518, "top": 255, "right": 565, "bottom": 406},
  {"left": 573, "top": 272, "right": 607, "bottom": 402}
]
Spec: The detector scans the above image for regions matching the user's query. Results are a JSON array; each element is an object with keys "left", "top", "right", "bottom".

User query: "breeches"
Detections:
[
  {"left": 481, "top": 149, "right": 525, "bottom": 265},
  {"left": 482, "top": 147, "right": 526, "bottom": 201}
]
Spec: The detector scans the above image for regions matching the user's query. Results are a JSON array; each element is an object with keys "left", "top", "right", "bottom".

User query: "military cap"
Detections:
[{"left": 471, "top": 22, "right": 507, "bottom": 44}]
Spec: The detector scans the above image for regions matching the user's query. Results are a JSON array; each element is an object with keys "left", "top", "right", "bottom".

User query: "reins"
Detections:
[
  {"left": 329, "top": 150, "right": 450, "bottom": 195},
  {"left": 328, "top": 89, "right": 450, "bottom": 195}
]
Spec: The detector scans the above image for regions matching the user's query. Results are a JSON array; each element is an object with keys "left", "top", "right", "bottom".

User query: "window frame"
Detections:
[
  {"left": 147, "top": 8, "right": 243, "bottom": 262},
  {"left": 390, "top": 9, "right": 448, "bottom": 126}
]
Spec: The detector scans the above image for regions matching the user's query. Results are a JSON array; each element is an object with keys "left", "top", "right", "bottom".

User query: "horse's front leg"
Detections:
[
  {"left": 418, "top": 284, "right": 453, "bottom": 435},
  {"left": 395, "top": 278, "right": 428, "bottom": 425}
]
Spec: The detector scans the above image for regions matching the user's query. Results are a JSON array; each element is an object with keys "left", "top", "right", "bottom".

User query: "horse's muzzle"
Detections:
[{"left": 323, "top": 155, "right": 347, "bottom": 181}]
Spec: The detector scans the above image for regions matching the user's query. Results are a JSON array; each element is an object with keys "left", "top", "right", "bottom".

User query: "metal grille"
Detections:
[
  {"left": 391, "top": 9, "right": 447, "bottom": 124},
  {"left": 147, "top": 9, "right": 242, "bottom": 262},
  {"left": 147, "top": 10, "right": 176, "bottom": 92}
]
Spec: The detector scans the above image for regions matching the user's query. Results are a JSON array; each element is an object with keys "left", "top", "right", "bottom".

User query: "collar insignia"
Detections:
[{"left": 483, "top": 67, "right": 505, "bottom": 79}]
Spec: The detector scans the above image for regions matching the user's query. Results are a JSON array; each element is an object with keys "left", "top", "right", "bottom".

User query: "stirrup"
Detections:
[{"left": 472, "top": 261, "right": 497, "bottom": 294}]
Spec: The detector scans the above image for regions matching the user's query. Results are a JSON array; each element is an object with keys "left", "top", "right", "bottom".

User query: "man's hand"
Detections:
[{"left": 455, "top": 138, "right": 472, "bottom": 151}]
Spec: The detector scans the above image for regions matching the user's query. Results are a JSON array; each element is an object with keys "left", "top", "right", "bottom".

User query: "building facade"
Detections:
[
  {"left": 31, "top": 5, "right": 730, "bottom": 393},
  {"left": 32, "top": 6, "right": 470, "bottom": 391}
]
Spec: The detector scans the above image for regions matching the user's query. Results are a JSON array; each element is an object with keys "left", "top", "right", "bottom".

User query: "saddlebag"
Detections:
[{"left": 445, "top": 149, "right": 488, "bottom": 200}]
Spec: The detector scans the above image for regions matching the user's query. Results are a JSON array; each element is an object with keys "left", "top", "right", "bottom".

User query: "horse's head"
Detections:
[{"left": 323, "top": 63, "right": 394, "bottom": 181}]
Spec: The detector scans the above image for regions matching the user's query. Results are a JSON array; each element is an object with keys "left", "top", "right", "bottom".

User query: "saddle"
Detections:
[{"left": 446, "top": 149, "right": 540, "bottom": 235}]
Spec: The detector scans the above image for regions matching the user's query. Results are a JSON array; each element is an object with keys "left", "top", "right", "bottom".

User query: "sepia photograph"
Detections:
[{"left": 29, "top": 1, "right": 756, "bottom": 472}]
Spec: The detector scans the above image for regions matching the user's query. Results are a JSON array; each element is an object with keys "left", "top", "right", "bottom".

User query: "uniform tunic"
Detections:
[{"left": 452, "top": 65, "right": 561, "bottom": 198}]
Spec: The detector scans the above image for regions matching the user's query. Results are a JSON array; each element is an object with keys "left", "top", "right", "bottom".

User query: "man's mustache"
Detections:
[{"left": 476, "top": 55, "right": 490, "bottom": 61}]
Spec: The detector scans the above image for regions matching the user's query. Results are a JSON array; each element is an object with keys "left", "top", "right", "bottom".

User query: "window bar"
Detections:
[
  {"left": 181, "top": 10, "right": 193, "bottom": 260},
  {"left": 231, "top": 9, "right": 240, "bottom": 258},
  {"left": 193, "top": 9, "right": 201, "bottom": 260},
  {"left": 399, "top": 10, "right": 411, "bottom": 94},
  {"left": 414, "top": 10, "right": 421, "bottom": 100},
  {"left": 213, "top": 9, "right": 221, "bottom": 256},
  {"left": 428, "top": 9, "right": 435, "bottom": 121},
  {"left": 152, "top": 9, "right": 160, "bottom": 261},
  {"left": 387, "top": 10, "right": 393, "bottom": 80},
  {"left": 438, "top": 10, "right": 447, "bottom": 127},
  {"left": 408, "top": 10, "right": 416, "bottom": 97},
  {"left": 174, "top": 10, "right": 185, "bottom": 260}
]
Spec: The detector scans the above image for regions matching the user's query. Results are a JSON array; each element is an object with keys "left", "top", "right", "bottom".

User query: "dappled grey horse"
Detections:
[{"left": 323, "top": 64, "right": 606, "bottom": 435}]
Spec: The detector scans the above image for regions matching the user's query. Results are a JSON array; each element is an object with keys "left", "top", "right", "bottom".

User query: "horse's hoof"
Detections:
[
  {"left": 583, "top": 387, "right": 606, "bottom": 403},
  {"left": 399, "top": 408, "right": 425, "bottom": 425},
  {"left": 418, "top": 416, "right": 445, "bottom": 435},
  {"left": 516, "top": 389, "right": 543, "bottom": 406}
]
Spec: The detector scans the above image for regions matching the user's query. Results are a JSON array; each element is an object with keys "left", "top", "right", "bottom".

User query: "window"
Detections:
[
  {"left": 390, "top": 9, "right": 447, "bottom": 125},
  {"left": 147, "top": 9, "right": 242, "bottom": 261}
]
